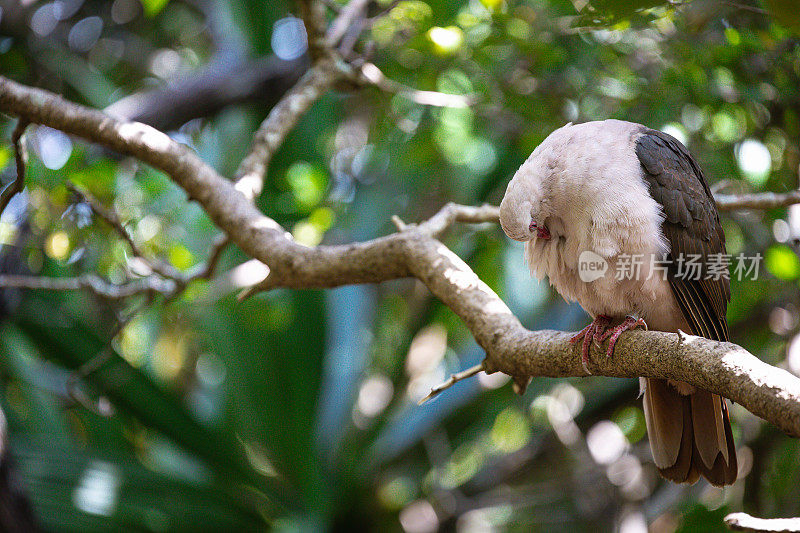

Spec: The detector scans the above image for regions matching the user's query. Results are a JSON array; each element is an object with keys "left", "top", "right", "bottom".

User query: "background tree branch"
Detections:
[
  {"left": 716, "top": 189, "right": 800, "bottom": 210},
  {"left": 0, "top": 119, "right": 28, "bottom": 215},
  {"left": 104, "top": 55, "right": 309, "bottom": 131}
]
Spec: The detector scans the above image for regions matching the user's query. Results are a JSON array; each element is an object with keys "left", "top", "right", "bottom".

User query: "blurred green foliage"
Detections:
[{"left": 1, "top": 0, "right": 800, "bottom": 531}]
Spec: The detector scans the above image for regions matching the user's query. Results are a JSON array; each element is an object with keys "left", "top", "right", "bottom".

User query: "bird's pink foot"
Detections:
[
  {"left": 570, "top": 315, "right": 612, "bottom": 374},
  {"left": 598, "top": 315, "right": 647, "bottom": 358}
]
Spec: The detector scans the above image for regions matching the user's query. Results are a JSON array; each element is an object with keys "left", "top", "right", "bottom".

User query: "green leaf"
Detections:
[
  {"left": 141, "top": 0, "right": 170, "bottom": 17},
  {"left": 12, "top": 295, "right": 298, "bottom": 511},
  {"left": 765, "top": 245, "right": 800, "bottom": 281}
]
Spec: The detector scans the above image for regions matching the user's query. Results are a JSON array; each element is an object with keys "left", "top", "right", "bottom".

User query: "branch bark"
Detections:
[
  {"left": 0, "top": 274, "right": 175, "bottom": 298},
  {"left": 725, "top": 512, "right": 800, "bottom": 532},
  {"left": 234, "top": 59, "right": 341, "bottom": 200},
  {"left": 715, "top": 190, "right": 800, "bottom": 210},
  {"left": 0, "top": 119, "right": 28, "bottom": 215},
  {"left": 1, "top": 76, "right": 800, "bottom": 441},
  {"left": 104, "top": 55, "right": 308, "bottom": 131}
]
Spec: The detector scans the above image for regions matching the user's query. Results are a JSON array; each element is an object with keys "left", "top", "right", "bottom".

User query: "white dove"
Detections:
[{"left": 499, "top": 119, "right": 737, "bottom": 486}]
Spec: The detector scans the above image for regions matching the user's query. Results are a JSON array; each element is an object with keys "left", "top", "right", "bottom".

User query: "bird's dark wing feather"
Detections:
[{"left": 635, "top": 129, "right": 729, "bottom": 342}]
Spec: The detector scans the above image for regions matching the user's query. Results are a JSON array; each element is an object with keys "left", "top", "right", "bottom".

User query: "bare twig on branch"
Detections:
[
  {"left": 418, "top": 202, "right": 500, "bottom": 236},
  {"left": 183, "top": 234, "right": 230, "bottom": 283},
  {"left": 418, "top": 362, "right": 485, "bottom": 405},
  {"left": 0, "top": 119, "right": 29, "bottom": 215},
  {"left": 367, "top": 0, "right": 402, "bottom": 23},
  {"left": 2, "top": 77, "right": 800, "bottom": 440},
  {"left": 725, "top": 512, "right": 800, "bottom": 532}
]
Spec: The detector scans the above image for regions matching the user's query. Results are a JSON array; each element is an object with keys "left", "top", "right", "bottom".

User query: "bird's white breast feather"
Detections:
[{"left": 514, "top": 120, "right": 682, "bottom": 325}]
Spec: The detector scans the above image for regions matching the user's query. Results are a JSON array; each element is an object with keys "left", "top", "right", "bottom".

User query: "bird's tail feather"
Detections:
[{"left": 642, "top": 378, "right": 737, "bottom": 486}]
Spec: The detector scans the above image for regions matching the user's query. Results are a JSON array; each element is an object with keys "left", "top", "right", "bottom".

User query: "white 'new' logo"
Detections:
[{"left": 578, "top": 250, "right": 608, "bottom": 282}]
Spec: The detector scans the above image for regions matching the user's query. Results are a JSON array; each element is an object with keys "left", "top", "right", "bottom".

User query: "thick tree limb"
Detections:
[{"left": 1, "top": 76, "right": 800, "bottom": 441}]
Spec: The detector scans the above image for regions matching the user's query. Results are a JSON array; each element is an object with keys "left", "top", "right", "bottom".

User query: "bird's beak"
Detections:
[
  {"left": 537, "top": 226, "right": 551, "bottom": 240},
  {"left": 528, "top": 220, "right": 551, "bottom": 240}
]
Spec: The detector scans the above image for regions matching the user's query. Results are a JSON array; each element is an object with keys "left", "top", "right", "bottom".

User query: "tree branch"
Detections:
[
  {"left": 715, "top": 190, "right": 800, "bottom": 210},
  {"left": 0, "top": 119, "right": 29, "bottom": 215},
  {"left": 183, "top": 234, "right": 230, "bottom": 282},
  {"left": 0, "top": 274, "right": 175, "bottom": 299},
  {"left": 233, "top": 59, "right": 341, "bottom": 200},
  {"left": 297, "top": 0, "right": 328, "bottom": 60},
  {"left": 66, "top": 182, "right": 183, "bottom": 280},
  {"left": 358, "top": 62, "right": 479, "bottom": 108},
  {"left": 325, "top": 0, "right": 371, "bottom": 48},
  {"left": 104, "top": 55, "right": 308, "bottom": 131},
  {"left": 1, "top": 76, "right": 800, "bottom": 441},
  {"left": 725, "top": 512, "right": 800, "bottom": 532}
]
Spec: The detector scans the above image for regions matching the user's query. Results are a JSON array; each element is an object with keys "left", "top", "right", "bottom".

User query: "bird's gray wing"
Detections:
[{"left": 635, "top": 129, "right": 730, "bottom": 342}]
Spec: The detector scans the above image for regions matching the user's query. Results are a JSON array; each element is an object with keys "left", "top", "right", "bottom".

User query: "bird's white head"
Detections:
[
  {"left": 501, "top": 120, "right": 622, "bottom": 245},
  {"left": 499, "top": 173, "right": 552, "bottom": 242},
  {"left": 499, "top": 123, "right": 576, "bottom": 243}
]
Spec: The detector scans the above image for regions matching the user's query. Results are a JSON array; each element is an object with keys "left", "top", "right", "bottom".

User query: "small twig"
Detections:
[
  {"left": 725, "top": 512, "right": 800, "bottom": 532},
  {"left": 0, "top": 118, "right": 29, "bottom": 215},
  {"left": 67, "top": 182, "right": 183, "bottom": 280},
  {"left": 359, "top": 63, "right": 479, "bottom": 108},
  {"left": 68, "top": 184, "right": 230, "bottom": 296},
  {"left": 325, "top": 0, "right": 371, "bottom": 48},
  {"left": 366, "top": 0, "right": 401, "bottom": 23},
  {"left": 338, "top": 16, "right": 367, "bottom": 58},
  {"left": 418, "top": 362, "right": 486, "bottom": 405},
  {"left": 417, "top": 202, "right": 499, "bottom": 237},
  {"left": 391, "top": 215, "right": 407, "bottom": 231}
]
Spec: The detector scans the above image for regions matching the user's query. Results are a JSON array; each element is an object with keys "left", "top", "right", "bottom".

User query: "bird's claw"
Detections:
[
  {"left": 570, "top": 315, "right": 612, "bottom": 375},
  {"left": 598, "top": 315, "right": 647, "bottom": 358}
]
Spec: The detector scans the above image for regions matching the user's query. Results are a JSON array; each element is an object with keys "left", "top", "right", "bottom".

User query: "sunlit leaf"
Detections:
[
  {"left": 765, "top": 245, "right": 800, "bottom": 281},
  {"left": 141, "top": 0, "right": 170, "bottom": 18}
]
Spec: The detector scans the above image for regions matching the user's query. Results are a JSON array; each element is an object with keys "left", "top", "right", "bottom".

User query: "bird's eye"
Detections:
[{"left": 529, "top": 220, "right": 537, "bottom": 231}]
